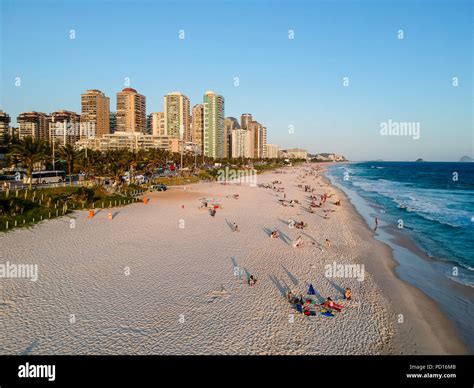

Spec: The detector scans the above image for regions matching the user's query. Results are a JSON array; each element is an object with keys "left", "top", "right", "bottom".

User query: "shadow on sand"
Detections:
[
  {"left": 281, "top": 265, "right": 299, "bottom": 286},
  {"left": 325, "top": 277, "right": 346, "bottom": 298},
  {"left": 269, "top": 275, "right": 289, "bottom": 297}
]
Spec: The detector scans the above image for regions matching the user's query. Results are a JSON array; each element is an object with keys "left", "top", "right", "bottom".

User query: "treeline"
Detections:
[{"left": 2, "top": 136, "right": 286, "bottom": 188}]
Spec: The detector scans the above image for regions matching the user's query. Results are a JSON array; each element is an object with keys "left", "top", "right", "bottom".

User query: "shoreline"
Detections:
[{"left": 322, "top": 164, "right": 469, "bottom": 354}]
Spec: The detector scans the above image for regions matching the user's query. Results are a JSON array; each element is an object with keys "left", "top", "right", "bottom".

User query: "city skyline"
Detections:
[
  {"left": 1, "top": 0, "right": 472, "bottom": 161},
  {"left": 1, "top": 86, "right": 276, "bottom": 160}
]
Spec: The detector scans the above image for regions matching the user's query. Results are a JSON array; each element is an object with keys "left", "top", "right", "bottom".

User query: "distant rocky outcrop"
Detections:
[
  {"left": 415, "top": 158, "right": 424, "bottom": 162},
  {"left": 459, "top": 155, "right": 473, "bottom": 162}
]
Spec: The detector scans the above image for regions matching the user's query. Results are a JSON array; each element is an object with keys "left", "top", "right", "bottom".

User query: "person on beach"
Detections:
[
  {"left": 293, "top": 235, "right": 303, "bottom": 248},
  {"left": 270, "top": 230, "right": 280, "bottom": 239},
  {"left": 344, "top": 288, "right": 352, "bottom": 300},
  {"left": 374, "top": 217, "right": 378, "bottom": 231},
  {"left": 322, "top": 297, "right": 335, "bottom": 309},
  {"left": 210, "top": 208, "right": 216, "bottom": 217},
  {"left": 248, "top": 275, "right": 256, "bottom": 286},
  {"left": 325, "top": 238, "right": 331, "bottom": 248},
  {"left": 322, "top": 297, "right": 343, "bottom": 311},
  {"left": 232, "top": 223, "right": 240, "bottom": 232}
]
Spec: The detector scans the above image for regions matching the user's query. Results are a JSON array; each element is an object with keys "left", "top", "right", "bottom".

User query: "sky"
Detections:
[{"left": 1, "top": 0, "right": 472, "bottom": 161}]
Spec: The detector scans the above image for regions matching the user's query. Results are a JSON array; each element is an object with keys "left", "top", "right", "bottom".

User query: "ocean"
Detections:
[
  {"left": 327, "top": 162, "right": 474, "bottom": 288},
  {"left": 327, "top": 161, "right": 474, "bottom": 350}
]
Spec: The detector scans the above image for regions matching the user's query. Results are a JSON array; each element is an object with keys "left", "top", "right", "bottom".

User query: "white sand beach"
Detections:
[{"left": 0, "top": 165, "right": 467, "bottom": 355}]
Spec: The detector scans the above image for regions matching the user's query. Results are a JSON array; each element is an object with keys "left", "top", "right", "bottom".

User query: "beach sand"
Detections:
[{"left": 0, "top": 164, "right": 467, "bottom": 355}]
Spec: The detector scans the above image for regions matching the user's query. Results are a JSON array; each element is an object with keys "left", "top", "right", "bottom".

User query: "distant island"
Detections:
[
  {"left": 459, "top": 155, "right": 473, "bottom": 162},
  {"left": 415, "top": 158, "right": 424, "bottom": 162}
]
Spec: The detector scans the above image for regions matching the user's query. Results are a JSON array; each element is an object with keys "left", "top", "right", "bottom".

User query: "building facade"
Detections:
[
  {"left": 240, "top": 113, "right": 252, "bottom": 130},
  {"left": 191, "top": 104, "right": 204, "bottom": 151},
  {"left": 203, "top": 91, "right": 225, "bottom": 159},
  {"left": 231, "top": 129, "right": 252, "bottom": 159},
  {"left": 225, "top": 117, "right": 240, "bottom": 159},
  {"left": 284, "top": 148, "right": 308, "bottom": 159},
  {"left": 164, "top": 92, "right": 190, "bottom": 141},
  {"left": 116, "top": 88, "right": 146, "bottom": 133},
  {"left": 0, "top": 111, "right": 11, "bottom": 142},
  {"left": 109, "top": 112, "right": 117, "bottom": 133},
  {"left": 17, "top": 112, "right": 51, "bottom": 141},
  {"left": 150, "top": 112, "right": 166, "bottom": 136},
  {"left": 76, "top": 131, "right": 179, "bottom": 153},
  {"left": 265, "top": 144, "right": 280, "bottom": 159},
  {"left": 80, "top": 89, "right": 110, "bottom": 139},
  {"left": 49, "top": 110, "right": 81, "bottom": 146}
]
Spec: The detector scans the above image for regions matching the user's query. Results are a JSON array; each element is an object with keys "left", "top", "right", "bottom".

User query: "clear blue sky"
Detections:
[{"left": 1, "top": 0, "right": 472, "bottom": 161}]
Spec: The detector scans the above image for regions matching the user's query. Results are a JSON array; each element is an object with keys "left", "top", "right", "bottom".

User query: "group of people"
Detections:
[
  {"left": 286, "top": 289, "right": 353, "bottom": 317},
  {"left": 292, "top": 220, "right": 306, "bottom": 230}
]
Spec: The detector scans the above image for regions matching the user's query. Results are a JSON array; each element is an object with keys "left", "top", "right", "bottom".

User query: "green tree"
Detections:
[
  {"left": 8, "top": 136, "right": 47, "bottom": 188},
  {"left": 57, "top": 144, "right": 77, "bottom": 186}
]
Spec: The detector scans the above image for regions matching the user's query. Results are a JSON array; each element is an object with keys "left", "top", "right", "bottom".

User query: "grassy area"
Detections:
[
  {"left": 0, "top": 185, "right": 139, "bottom": 232},
  {"left": 149, "top": 175, "right": 201, "bottom": 186}
]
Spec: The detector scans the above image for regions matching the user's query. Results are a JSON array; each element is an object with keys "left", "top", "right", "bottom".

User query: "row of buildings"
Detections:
[{"left": 0, "top": 89, "right": 283, "bottom": 160}]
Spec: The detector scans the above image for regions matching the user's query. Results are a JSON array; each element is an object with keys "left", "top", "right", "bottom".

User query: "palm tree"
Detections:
[
  {"left": 77, "top": 148, "right": 101, "bottom": 182},
  {"left": 103, "top": 149, "right": 129, "bottom": 185},
  {"left": 8, "top": 136, "right": 47, "bottom": 189},
  {"left": 128, "top": 149, "right": 145, "bottom": 183},
  {"left": 57, "top": 144, "right": 77, "bottom": 186}
]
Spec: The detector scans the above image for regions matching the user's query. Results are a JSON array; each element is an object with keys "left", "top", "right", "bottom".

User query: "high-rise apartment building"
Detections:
[
  {"left": 241, "top": 113, "right": 253, "bottom": 130},
  {"left": 109, "top": 112, "right": 117, "bottom": 133},
  {"left": 164, "top": 92, "right": 190, "bottom": 140},
  {"left": 0, "top": 110, "right": 11, "bottom": 142},
  {"left": 204, "top": 91, "right": 225, "bottom": 158},
  {"left": 150, "top": 112, "right": 166, "bottom": 136},
  {"left": 231, "top": 129, "right": 252, "bottom": 159},
  {"left": 80, "top": 89, "right": 110, "bottom": 139},
  {"left": 49, "top": 110, "right": 81, "bottom": 146},
  {"left": 203, "top": 91, "right": 225, "bottom": 159},
  {"left": 225, "top": 117, "right": 240, "bottom": 159},
  {"left": 116, "top": 88, "right": 146, "bottom": 133},
  {"left": 17, "top": 112, "right": 51, "bottom": 141},
  {"left": 192, "top": 104, "right": 204, "bottom": 150},
  {"left": 262, "top": 126, "right": 267, "bottom": 158},
  {"left": 248, "top": 120, "right": 266, "bottom": 159},
  {"left": 146, "top": 114, "right": 153, "bottom": 134}
]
